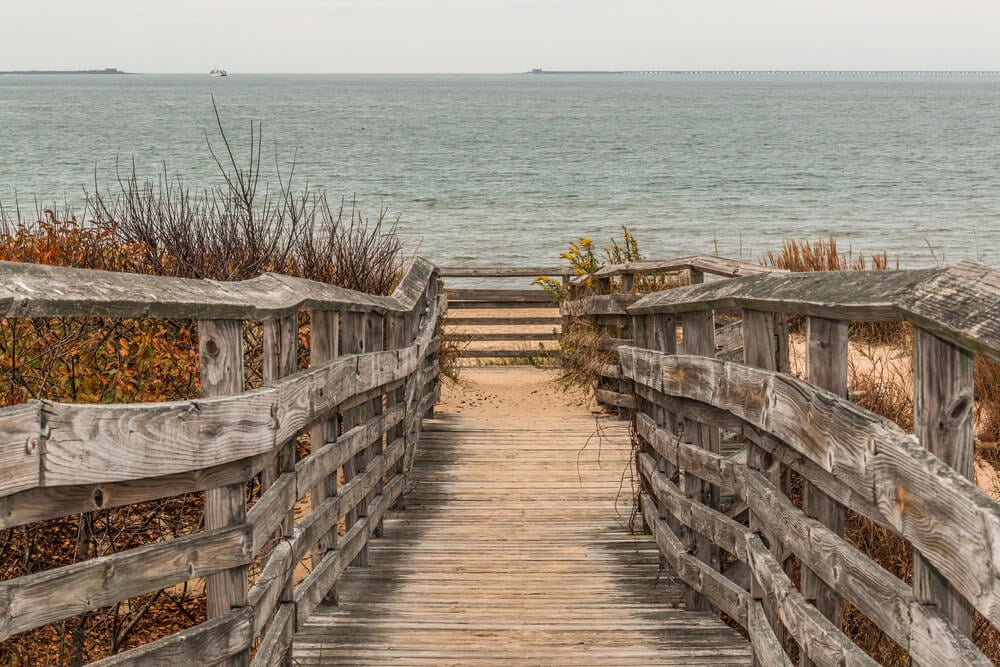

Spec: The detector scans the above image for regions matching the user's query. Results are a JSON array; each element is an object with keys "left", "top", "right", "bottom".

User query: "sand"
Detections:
[{"left": 437, "top": 366, "right": 597, "bottom": 423}]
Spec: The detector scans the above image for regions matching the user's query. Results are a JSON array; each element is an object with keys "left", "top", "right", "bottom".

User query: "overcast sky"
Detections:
[{"left": 4, "top": 0, "right": 999, "bottom": 73}]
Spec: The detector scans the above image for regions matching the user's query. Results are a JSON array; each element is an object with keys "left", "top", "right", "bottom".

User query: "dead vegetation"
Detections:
[{"left": 0, "top": 109, "right": 408, "bottom": 665}]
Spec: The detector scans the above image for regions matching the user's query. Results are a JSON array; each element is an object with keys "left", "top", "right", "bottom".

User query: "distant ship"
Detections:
[{"left": 210, "top": 66, "right": 227, "bottom": 77}]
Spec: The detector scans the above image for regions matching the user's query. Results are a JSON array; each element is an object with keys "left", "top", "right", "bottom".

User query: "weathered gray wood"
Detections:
[
  {"left": 912, "top": 327, "right": 975, "bottom": 647},
  {"left": 620, "top": 272, "right": 635, "bottom": 294},
  {"left": 680, "top": 310, "right": 719, "bottom": 612},
  {"left": 438, "top": 266, "right": 569, "bottom": 278},
  {"left": 447, "top": 300, "right": 558, "bottom": 310},
  {"left": 741, "top": 308, "right": 789, "bottom": 654},
  {"left": 364, "top": 312, "right": 386, "bottom": 541},
  {"left": 444, "top": 332, "right": 560, "bottom": 342},
  {"left": 308, "top": 307, "right": 340, "bottom": 609},
  {"left": 36, "top": 344, "right": 426, "bottom": 488},
  {"left": 802, "top": 316, "right": 848, "bottom": 667},
  {"left": 0, "top": 525, "right": 250, "bottom": 641},
  {"left": 445, "top": 315, "right": 563, "bottom": 326},
  {"left": 294, "top": 409, "right": 750, "bottom": 666},
  {"left": 0, "top": 452, "right": 268, "bottom": 530},
  {"left": 386, "top": 313, "right": 407, "bottom": 478},
  {"left": 199, "top": 319, "right": 250, "bottom": 667},
  {"left": 588, "top": 255, "right": 775, "bottom": 280},
  {"left": 625, "top": 345, "right": 1000, "bottom": 633},
  {"left": 639, "top": 431, "right": 988, "bottom": 665},
  {"left": 744, "top": 470, "right": 990, "bottom": 667},
  {"left": 560, "top": 294, "right": 629, "bottom": 317},
  {"left": 247, "top": 470, "right": 297, "bottom": 555},
  {"left": 459, "top": 349, "right": 561, "bottom": 359},
  {"left": 262, "top": 312, "right": 299, "bottom": 647},
  {"left": 0, "top": 256, "right": 434, "bottom": 319},
  {"left": 748, "top": 602, "right": 793, "bottom": 667},
  {"left": 247, "top": 540, "right": 293, "bottom": 635},
  {"left": 90, "top": 607, "right": 254, "bottom": 667},
  {"left": 295, "top": 476, "right": 404, "bottom": 626},
  {"left": 620, "top": 348, "right": 880, "bottom": 501},
  {"left": 901, "top": 260, "right": 1000, "bottom": 365},
  {"left": 594, "top": 389, "right": 634, "bottom": 409},
  {"left": 296, "top": 405, "right": 405, "bottom": 499},
  {"left": 639, "top": 494, "right": 749, "bottom": 626},
  {"left": 0, "top": 402, "right": 42, "bottom": 496},
  {"left": 341, "top": 310, "right": 367, "bottom": 567},
  {"left": 745, "top": 536, "right": 878, "bottom": 667},
  {"left": 629, "top": 267, "right": 940, "bottom": 318},
  {"left": 597, "top": 337, "right": 633, "bottom": 351},
  {"left": 446, "top": 288, "right": 557, "bottom": 301},
  {"left": 250, "top": 603, "right": 294, "bottom": 667}
]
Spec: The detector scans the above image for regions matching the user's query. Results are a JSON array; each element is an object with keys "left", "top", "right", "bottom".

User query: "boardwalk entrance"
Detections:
[{"left": 292, "top": 369, "right": 751, "bottom": 665}]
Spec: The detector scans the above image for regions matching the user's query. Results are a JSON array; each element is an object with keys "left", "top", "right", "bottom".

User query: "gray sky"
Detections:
[{"left": 4, "top": 0, "right": 1000, "bottom": 73}]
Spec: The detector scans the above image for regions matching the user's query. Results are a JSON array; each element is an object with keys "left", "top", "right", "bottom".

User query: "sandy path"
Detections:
[{"left": 437, "top": 366, "right": 597, "bottom": 424}]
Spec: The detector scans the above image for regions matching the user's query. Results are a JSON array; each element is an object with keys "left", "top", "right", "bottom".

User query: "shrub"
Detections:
[{"left": 0, "top": 109, "right": 409, "bottom": 665}]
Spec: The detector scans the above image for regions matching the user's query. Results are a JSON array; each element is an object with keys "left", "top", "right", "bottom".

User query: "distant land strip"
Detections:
[
  {"left": 0, "top": 68, "right": 128, "bottom": 75},
  {"left": 527, "top": 69, "right": 1000, "bottom": 75}
]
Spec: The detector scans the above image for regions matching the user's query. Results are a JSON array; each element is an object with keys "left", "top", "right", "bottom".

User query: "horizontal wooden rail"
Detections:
[
  {"left": 589, "top": 255, "right": 776, "bottom": 279},
  {"left": 438, "top": 266, "right": 570, "bottom": 278},
  {"left": 614, "top": 259, "right": 1000, "bottom": 664},
  {"left": 0, "top": 256, "right": 434, "bottom": 319},
  {"left": 0, "top": 258, "right": 444, "bottom": 664},
  {"left": 443, "top": 277, "right": 561, "bottom": 363}
]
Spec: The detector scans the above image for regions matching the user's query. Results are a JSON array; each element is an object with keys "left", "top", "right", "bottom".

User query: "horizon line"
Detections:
[{"left": 5, "top": 68, "right": 1000, "bottom": 76}]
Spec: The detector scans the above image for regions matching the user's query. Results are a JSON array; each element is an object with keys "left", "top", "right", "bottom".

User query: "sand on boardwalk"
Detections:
[{"left": 437, "top": 366, "right": 598, "bottom": 424}]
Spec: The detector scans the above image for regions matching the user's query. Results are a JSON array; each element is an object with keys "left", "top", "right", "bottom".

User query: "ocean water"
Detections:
[{"left": 2, "top": 72, "right": 999, "bottom": 276}]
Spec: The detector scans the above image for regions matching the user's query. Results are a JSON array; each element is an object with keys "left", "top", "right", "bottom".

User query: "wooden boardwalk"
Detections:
[{"left": 292, "top": 397, "right": 752, "bottom": 665}]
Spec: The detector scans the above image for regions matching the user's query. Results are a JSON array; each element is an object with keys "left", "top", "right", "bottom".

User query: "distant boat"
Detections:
[{"left": 210, "top": 66, "right": 227, "bottom": 77}]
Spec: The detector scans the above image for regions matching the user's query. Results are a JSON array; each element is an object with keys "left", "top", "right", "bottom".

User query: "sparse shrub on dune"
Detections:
[{"left": 0, "top": 109, "right": 412, "bottom": 665}]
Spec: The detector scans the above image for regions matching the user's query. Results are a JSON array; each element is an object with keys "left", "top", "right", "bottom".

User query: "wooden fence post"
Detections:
[
  {"left": 742, "top": 309, "right": 787, "bottom": 658},
  {"left": 801, "top": 316, "right": 848, "bottom": 667},
  {"left": 262, "top": 313, "right": 299, "bottom": 664},
  {"left": 650, "top": 313, "right": 681, "bottom": 540},
  {"left": 912, "top": 327, "right": 974, "bottom": 664},
  {"left": 341, "top": 311, "right": 369, "bottom": 567},
  {"left": 200, "top": 319, "right": 249, "bottom": 667},
  {"left": 387, "top": 313, "right": 407, "bottom": 480},
  {"left": 309, "top": 309, "right": 340, "bottom": 603},
  {"left": 365, "top": 312, "right": 385, "bottom": 538},
  {"left": 680, "top": 310, "right": 719, "bottom": 611}
]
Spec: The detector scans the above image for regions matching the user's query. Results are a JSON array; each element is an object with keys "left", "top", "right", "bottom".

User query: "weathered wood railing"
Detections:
[
  {"left": 440, "top": 266, "right": 568, "bottom": 362},
  {"left": 561, "top": 255, "right": 775, "bottom": 413},
  {"left": 617, "top": 260, "right": 1000, "bottom": 665},
  {"left": 0, "top": 258, "right": 442, "bottom": 665}
]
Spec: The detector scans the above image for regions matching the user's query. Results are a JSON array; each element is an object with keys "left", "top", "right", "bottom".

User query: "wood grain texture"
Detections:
[
  {"left": 0, "top": 256, "right": 434, "bottom": 319},
  {"left": 33, "top": 335, "right": 427, "bottom": 489},
  {"left": 628, "top": 267, "right": 939, "bottom": 317},
  {"left": 199, "top": 318, "right": 249, "bottom": 652},
  {"left": 802, "top": 315, "right": 849, "bottom": 667},
  {"left": 438, "top": 266, "right": 569, "bottom": 278},
  {"left": 249, "top": 603, "right": 294, "bottom": 667},
  {"left": 0, "top": 525, "right": 251, "bottom": 641},
  {"left": 293, "top": 411, "right": 751, "bottom": 666},
  {"left": 627, "top": 349, "right": 997, "bottom": 664},
  {"left": 0, "top": 452, "right": 266, "bottom": 530},
  {"left": 0, "top": 402, "right": 42, "bottom": 495},
  {"left": 912, "top": 327, "right": 975, "bottom": 645},
  {"left": 88, "top": 607, "right": 253, "bottom": 667},
  {"left": 585, "top": 255, "right": 776, "bottom": 280}
]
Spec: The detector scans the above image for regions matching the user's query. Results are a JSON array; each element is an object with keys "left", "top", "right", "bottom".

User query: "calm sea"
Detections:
[{"left": 2, "top": 73, "right": 999, "bottom": 276}]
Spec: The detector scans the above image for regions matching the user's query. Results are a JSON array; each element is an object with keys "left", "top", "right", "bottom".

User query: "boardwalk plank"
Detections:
[{"left": 293, "top": 411, "right": 751, "bottom": 666}]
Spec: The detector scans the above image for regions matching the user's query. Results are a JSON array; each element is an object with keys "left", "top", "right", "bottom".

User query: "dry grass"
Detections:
[{"left": 0, "top": 110, "right": 412, "bottom": 665}]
